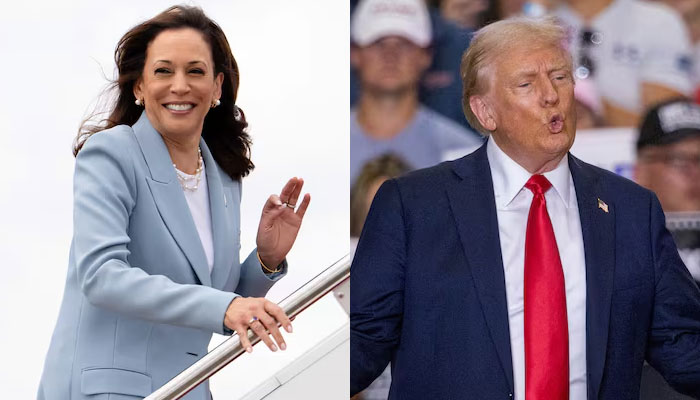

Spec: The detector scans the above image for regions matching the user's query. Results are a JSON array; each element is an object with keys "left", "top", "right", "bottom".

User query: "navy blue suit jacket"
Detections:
[{"left": 350, "top": 144, "right": 700, "bottom": 399}]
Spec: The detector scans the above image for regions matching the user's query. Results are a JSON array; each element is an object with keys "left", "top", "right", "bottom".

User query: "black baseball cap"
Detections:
[{"left": 638, "top": 98, "right": 700, "bottom": 151}]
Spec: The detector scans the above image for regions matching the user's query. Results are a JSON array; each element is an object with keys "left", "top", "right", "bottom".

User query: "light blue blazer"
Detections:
[{"left": 38, "top": 112, "right": 285, "bottom": 399}]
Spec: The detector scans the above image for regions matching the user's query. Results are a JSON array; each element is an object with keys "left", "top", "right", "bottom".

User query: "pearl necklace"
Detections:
[{"left": 174, "top": 147, "right": 204, "bottom": 192}]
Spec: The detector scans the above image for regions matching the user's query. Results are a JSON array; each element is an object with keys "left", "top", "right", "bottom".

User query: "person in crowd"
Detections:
[
  {"left": 657, "top": 0, "right": 700, "bottom": 103},
  {"left": 635, "top": 97, "right": 700, "bottom": 400},
  {"left": 555, "top": 0, "right": 694, "bottom": 126},
  {"left": 420, "top": 2, "right": 482, "bottom": 129},
  {"left": 636, "top": 98, "right": 700, "bottom": 277},
  {"left": 351, "top": 16, "right": 700, "bottom": 399},
  {"left": 353, "top": 0, "right": 485, "bottom": 129},
  {"left": 636, "top": 98, "right": 700, "bottom": 213},
  {"left": 350, "top": 154, "right": 413, "bottom": 242},
  {"left": 38, "top": 6, "right": 310, "bottom": 400},
  {"left": 350, "top": 0, "right": 482, "bottom": 184}
]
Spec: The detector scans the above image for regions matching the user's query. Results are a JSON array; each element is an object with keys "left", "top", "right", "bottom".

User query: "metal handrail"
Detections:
[{"left": 145, "top": 254, "right": 351, "bottom": 400}]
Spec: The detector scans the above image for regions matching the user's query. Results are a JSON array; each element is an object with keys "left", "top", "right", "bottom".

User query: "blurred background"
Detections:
[{"left": 0, "top": 1, "right": 348, "bottom": 398}]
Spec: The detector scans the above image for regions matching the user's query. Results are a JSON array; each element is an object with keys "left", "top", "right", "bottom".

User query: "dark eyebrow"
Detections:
[{"left": 153, "top": 60, "right": 207, "bottom": 66}]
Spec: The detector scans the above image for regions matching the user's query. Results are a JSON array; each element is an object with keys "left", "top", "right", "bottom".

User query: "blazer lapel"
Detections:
[
  {"left": 200, "top": 141, "right": 234, "bottom": 290},
  {"left": 446, "top": 145, "right": 514, "bottom": 392},
  {"left": 569, "top": 154, "right": 616, "bottom": 400},
  {"left": 132, "top": 112, "right": 212, "bottom": 287}
]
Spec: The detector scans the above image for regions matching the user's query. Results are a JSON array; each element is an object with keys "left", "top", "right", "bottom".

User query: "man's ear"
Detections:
[{"left": 469, "top": 95, "right": 497, "bottom": 132}]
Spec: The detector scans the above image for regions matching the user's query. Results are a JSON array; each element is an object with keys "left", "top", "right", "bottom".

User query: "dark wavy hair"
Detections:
[{"left": 75, "top": 5, "right": 253, "bottom": 180}]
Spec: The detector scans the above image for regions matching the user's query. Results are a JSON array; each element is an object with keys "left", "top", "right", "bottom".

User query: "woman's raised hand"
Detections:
[{"left": 256, "top": 177, "right": 311, "bottom": 269}]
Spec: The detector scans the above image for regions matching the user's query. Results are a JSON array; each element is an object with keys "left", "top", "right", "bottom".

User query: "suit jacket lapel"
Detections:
[
  {"left": 200, "top": 141, "right": 234, "bottom": 290},
  {"left": 569, "top": 154, "right": 616, "bottom": 400},
  {"left": 446, "top": 145, "right": 514, "bottom": 392},
  {"left": 132, "top": 112, "right": 212, "bottom": 287}
]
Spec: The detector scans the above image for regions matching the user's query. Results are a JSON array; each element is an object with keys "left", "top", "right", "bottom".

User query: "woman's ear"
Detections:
[
  {"left": 133, "top": 78, "right": 144, "bottom": 103},
  {"left": 214, "top": 72, "right": 224, "bottom": 100}
]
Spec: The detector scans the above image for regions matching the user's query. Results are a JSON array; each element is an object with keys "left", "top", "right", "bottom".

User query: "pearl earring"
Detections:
[
  {"left": 211, "top": 99, "right": 221, "bottom": 108},
  {"left": 135, "top": 98, "right": 143, "bottom": 106}
]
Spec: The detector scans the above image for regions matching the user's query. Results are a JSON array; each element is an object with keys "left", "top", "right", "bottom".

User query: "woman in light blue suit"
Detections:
[{"left": 38, "top": 6, "right": 310, "bottom": 399}]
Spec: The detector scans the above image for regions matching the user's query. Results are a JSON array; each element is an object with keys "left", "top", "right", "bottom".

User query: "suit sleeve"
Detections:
[
  {"left": 645, "top": 193, "right": 700, "bottom": 398},
  {"left": 74, "top": 132, "right": 236, "bottom": 335},
  {"left": 227, "top": 179, "right": 286, "bottom": 298},
  {"left": 232, "top": 249, "right": 286, "bottom": 297},
  {"left": 350, "top": 179, "right": 406, "bottom": 395}
]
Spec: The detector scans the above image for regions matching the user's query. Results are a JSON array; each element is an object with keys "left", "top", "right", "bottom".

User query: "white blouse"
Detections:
[{"left": 176, "top": 162, "right": 215, "bottom": 274}]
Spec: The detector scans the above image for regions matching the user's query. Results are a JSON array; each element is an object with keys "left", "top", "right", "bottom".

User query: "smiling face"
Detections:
[
  {"left": 471, "top": 43, "right": 577, "bottom": 173},
  {"left": 134, "top": 27, "right": 224, "bottom": 142}
]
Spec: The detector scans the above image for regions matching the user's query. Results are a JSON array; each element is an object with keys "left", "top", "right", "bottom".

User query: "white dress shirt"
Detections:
[{"left": 486, "top": 138, "right": 587, "bottom": 400}]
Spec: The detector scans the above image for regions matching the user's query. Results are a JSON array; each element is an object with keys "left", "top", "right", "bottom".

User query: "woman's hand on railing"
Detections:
[{"left": 224, "top": 297, "right": 293, "bottom": 353}]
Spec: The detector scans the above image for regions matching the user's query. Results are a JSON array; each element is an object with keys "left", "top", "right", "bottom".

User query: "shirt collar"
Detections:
[{"left": 486, "top": 136, "right": 572, "bottom": 209}]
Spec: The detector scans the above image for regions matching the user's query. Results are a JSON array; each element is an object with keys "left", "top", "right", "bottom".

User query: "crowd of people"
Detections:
[{"left": 350, "top": 0, "right": 700, "bottom": 399}]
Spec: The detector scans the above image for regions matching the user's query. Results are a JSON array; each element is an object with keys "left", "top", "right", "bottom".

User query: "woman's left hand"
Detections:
[{"left": 256, "top": 177, "right": 311, "bottom": 269}]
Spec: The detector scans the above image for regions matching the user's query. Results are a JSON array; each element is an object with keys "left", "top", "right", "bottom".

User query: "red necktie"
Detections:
[{"left": 524, "top": 175, "right": 569, "bottom": 400}]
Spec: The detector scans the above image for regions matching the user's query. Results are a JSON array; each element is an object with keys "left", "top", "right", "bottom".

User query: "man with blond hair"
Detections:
[{"left": 351, "top": 16, "right": 700, "bottom": 399}]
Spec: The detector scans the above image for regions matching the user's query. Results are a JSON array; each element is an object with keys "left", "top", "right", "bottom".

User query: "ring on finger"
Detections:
[
  {"left": 285, "top": 202, "right": 296, "bottom": 209},
  {"left": 248, "top": 316, "right": 258, "bottom": 325}
]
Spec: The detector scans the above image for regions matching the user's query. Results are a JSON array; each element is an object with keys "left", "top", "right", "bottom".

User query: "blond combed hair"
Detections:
[{"left": 460, "top": 16, "right": 571, "bottom": 135}]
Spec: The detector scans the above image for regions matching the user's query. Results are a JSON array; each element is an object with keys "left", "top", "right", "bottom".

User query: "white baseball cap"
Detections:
[{"left": 351, "top": 0, "right": 432, "bottom": 47}]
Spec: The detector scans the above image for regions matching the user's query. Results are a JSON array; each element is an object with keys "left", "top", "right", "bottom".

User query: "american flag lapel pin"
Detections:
[{"left": 597, "top": 198, "right": 609, "bottom": 213}]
